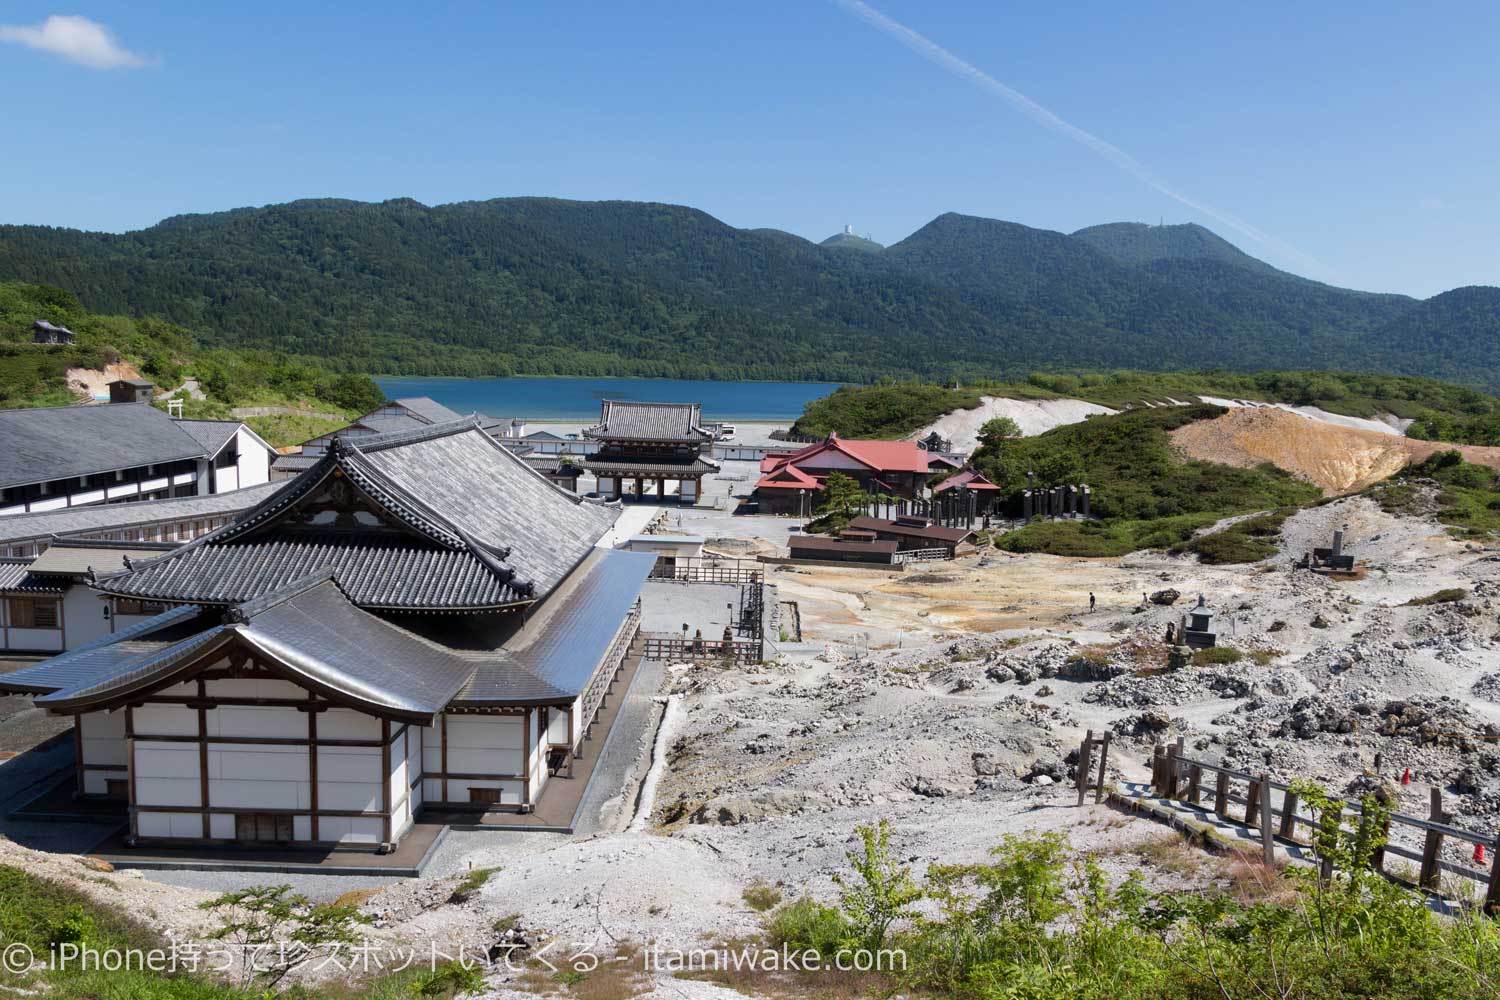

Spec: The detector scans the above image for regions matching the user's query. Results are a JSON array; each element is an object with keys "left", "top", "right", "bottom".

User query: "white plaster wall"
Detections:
[
  {"left": 79, "top": 709, "right": 127, "bottom": 795},
  {"left": 423, "top": 714, "right": 527, "bottom": 806},
  {"left": 234, "top": 427, "right": 272, "bottom": 488},
  {"left": 5, "top": 627, "right": 62, "bottom": 653},
  {"left": 63, "top": 587, "right": 111, "bottom": 649}
]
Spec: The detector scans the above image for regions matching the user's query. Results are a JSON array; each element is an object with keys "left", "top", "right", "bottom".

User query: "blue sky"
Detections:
[{"left": 2, "top": 1, "right": 1496, "bottom": 297}]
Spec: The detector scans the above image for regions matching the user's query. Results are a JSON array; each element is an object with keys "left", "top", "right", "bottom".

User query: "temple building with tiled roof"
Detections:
[
  {"left": 579, "top": 400, "right": 719, "bottom": 504},
  {"left": 0, "top": 418, "right": 654, "bottom": 853},
  {"left": 753, "top": 432, "right": 932, "bottom": 516}
]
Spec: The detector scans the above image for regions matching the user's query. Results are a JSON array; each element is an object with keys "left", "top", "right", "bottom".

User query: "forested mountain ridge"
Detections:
[{"left": 0, "top": 197, "right": 1495, "bottom": 386}]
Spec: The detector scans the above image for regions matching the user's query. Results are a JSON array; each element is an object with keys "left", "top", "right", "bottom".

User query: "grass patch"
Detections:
[
  {"left": 742, "top": 883, "right": 783, "bottom": 912},
  {"left": 1191, "top": 646, "right": 1244, "bottom": 666},
  {"left": 243, "top": 412, "right": 351, "bottom": 448},
  {"left": 1371, "top": 450, "right": 1500, "bottom": 538},
  {"left": 1173, "top": 507, "right": 1295, "bottom": 564},
  {"left": 448, "top": 865, "right": 502, "bottom": 903}
]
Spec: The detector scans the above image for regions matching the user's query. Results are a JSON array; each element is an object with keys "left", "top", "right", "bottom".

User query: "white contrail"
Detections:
[{"left": 833, "top": 0, "right": 1321, "bottom": 271}]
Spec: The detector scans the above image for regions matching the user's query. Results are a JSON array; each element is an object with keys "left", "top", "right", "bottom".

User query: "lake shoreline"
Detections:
[{"left": 374, "top": 375, "right": 838, "bottom": 422}]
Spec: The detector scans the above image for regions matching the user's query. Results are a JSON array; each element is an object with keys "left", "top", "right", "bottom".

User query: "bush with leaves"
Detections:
[{"left": 199, "top": 883, "right": 369, "bottom": 988}]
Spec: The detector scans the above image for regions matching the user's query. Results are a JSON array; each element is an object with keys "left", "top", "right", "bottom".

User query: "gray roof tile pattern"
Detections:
[
  {"left": 24, "top": 540, "right": 175, "bottom": 578},
  {"left": 270, "top": 453, "right": 321, "bottom": 472},
  {"left": 174, "top": 420, "right": 241, "bottom": 456},
  {"left": 847, "top": 515, "right": 975, "bottom": 544},
  {"left": 579, "top": 456, "right": 720, "bottom": 476},
  {"left": 393, "top": 397, "right": 465, "bottom": 425},
  {"left": 25, "top": 578, "right": 478, "bottom": 720},
  {"left": 0, "top": 559, "right": 36, "bottom": 591},
  {"left": 0, "top": 482, "right": 285, "bottom": 545},
  {"left": 0, "top": 403, "right": 213, "bottom": 489},
  {"left": 95, "top": 420, "right": 617, "bottom": 612},
  {"left": 95, "top": 534, "right": 530, "bottom": 609},
  {"left": 0, "top": 604, "right": 205, "bottom": 694},
  {"left": 583, "top": 400, "right": 713, "bottom": 443}
]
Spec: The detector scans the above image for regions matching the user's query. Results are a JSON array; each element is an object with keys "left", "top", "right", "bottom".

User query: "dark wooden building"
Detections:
[{"left": 579, "top": 401, "right": 719, "bottom": 504}]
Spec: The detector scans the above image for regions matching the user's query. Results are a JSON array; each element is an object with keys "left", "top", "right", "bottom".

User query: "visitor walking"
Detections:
[{"left": 1089, "top": 592, "right": 1096, "bottom": 613}]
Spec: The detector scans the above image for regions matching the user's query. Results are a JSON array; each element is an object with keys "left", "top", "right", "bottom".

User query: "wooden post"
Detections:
[
  {"left": 1485, "top": 833, "right": 1500, "bottom": 917},
  {"left": 1278, "top": 788, "right": 1300, "bottom": 840},
  {"left": 1214, "top": 770, "right": 1230, "bottom": 820},
  {"left": 1164, "top": 740, "right": 1180, "bottom": 799},
  {"left": 1258, "top": 777, "right": 1275, "bottom": 865},
  {"left": 1245, "top": 776, "right": 1262, "bottom": 828},
  {"left": 1419, "top": 788, "right": 1447, "bottom": 891},
  {"left": 1151, "top": 744, "right": 1166, "bottom": 795},
  {"left": 1075, "top": 731, "right": 1095, "bottom": 807},
  {"left": 1371, "top": 814, "right": 1391, "bottom": 873},
  {"left": 1094, "top": 732, "right": 1111, "bottom": 804},
  {"left": 1186, "top": 764, "right": 1202, "bottom": 805}
]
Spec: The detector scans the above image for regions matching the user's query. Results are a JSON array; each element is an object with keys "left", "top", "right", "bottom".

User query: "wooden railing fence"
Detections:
[
  {"left": 1076, "top": 730, "right": 1500, "bottom": 913},
  {"left": 641, "top": 633, "right": 763, "bottom": 665}
]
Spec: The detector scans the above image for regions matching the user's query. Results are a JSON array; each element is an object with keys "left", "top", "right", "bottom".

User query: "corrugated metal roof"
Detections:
[
  {"left": 0, "top": 404, "right": 213, "bottom": 489},
  {"left": 24, "top": 540, "right": 174, "bottom": 578},
  {"left": 393, "top": 397, "right": 465, "bottom": 424},
  {"left": 174, "top": 420, "right": 242, "bottom": 456}
]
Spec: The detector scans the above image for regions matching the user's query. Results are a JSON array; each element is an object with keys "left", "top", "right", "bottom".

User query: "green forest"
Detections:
[
  {"left": 0, "top": 281, "right": 383, "bottom": 445},
  {"left": 1, "top": 197, "right": 1497, "bottom": 386}
]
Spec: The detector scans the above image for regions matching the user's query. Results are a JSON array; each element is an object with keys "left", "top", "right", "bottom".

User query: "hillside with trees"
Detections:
[
  {"left": 0, "top": 281, "right": 383, "bottom": 445},
  {"left": 0, "top": 198, "right": 1496, "bottom": 385}
]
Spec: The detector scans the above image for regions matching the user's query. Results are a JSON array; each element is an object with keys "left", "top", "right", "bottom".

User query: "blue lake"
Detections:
[{"left": 374, "top": 376, "right": 842, "bottom": 421}]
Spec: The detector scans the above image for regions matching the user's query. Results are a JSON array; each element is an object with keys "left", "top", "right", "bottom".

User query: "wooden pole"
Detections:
[
  {"left": 1151, "top": 744, "right": 1166, "bottom": 795},
  {"left": 1186, "top": 764, "right": 1202, "bottom": 805},
  {"left": 1164, "top": 740, "right": 1180, "bottom": 799},
  {"left": 1278, "top": 788, "right": 1299, "bottom": 841},
  {"left": 1245, "top": 776, "right": 1262, "bottom": 828},
  {"left": 1419, "top": 788, "right": 1447, "bottom": 890},
  {"left": 1485, "top": 833, "right": 1500, "bottom": 917},
  {"left": 1215, "top": 770, "right": 1230, "bottom": 820},
  {"left": 1076, "top": 731, "right": 1095, "bottom": 807},
  {"left": 1319, "top": 803, "right": 1343, "bottom": 883},
  {"left": 1094, "top": 732, "right": 1111, "bottom": 804},
  {"left": 1258, "top": 777, "right": 1275, "bottom": 865}
]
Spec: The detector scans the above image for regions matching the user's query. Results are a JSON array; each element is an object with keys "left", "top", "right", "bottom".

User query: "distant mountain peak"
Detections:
[
  {"left": 821, "top": 225, "right": 884, "bottom": 252},
  {"left": 1071, "top": 220, "right": 1277, "bottom": 275}
]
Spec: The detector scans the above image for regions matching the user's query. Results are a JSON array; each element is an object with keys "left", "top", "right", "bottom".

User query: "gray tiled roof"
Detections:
[
  {"left": 0, "top": 403, "right": 213, "bottom": 489},
  {"left": 28, "top": 577, "right": 475, "bottom": 721},
  {"left": 583, "top": 400, "right": 714, "bottom": 443},
  {"left": 0, "top": 604, "right": 206, "bottom": 694},
  {"left": 458, "top": 548, "right": 654, "bottom": 704},
  {"left": 0, "top": 482, "right": 285, "bottom": 546},
  {"left": 94, "top": 419, "right": 617, "bottom": 612},
  {"left": 174, "top": 420, "right": 242, "bottom": 456},
  {"left": 393, "top": 397, "right": 465, "bottom": 425},
  {"left": 270, "top": 453, "right": 321, "bottom": 473},
  {"left": 579, "top": 456, "right": 719, "bottom": 476},
  {"left": 0, "top": 559, "right": 36, "bottom": 591},
  {"left": 24, "top": 539, "right": 175, "bottom": 578}
]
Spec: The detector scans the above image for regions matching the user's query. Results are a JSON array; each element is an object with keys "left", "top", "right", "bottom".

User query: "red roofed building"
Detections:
[
  {"left": 933, "top": 468, "right": 1004, "bottom": 514},
  {"left": 754, "top": 433, "right": 932, "bottom": 516}
]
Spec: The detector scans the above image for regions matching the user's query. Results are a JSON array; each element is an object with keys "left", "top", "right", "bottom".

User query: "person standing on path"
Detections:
[{"left": 1089, "top": 592, "right": 1096, "bottom": 613}]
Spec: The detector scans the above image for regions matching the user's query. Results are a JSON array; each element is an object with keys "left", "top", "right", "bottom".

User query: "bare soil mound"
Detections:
[{"left": 1170, "top": 407, "right": 1500, "bottom": 494}]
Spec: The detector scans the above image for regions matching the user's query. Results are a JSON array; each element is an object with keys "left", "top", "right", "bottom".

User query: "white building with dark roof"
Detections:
[
  {"left": 0, "top": 404, "right": 275, "bottom": 516},
  {"left": 0, "top": 418, "right": 654, "bottom": 853}
]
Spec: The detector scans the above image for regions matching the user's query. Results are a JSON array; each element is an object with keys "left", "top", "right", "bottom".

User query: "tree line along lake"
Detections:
[{"left": 373, "top": 376, "right": 842, "bottom": 422}]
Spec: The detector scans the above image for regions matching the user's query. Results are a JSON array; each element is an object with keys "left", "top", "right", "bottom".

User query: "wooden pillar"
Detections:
[
  {"left": 1419, "top": 788, "right": 1447, "bottom": 890},
  {"left": 1164, "top": 739, "right": 1181, "bottom": 799},
  {"left": 1186, "top": 764, "right": 1202, "bottom": 805},
  {"left": 1094, "top": 732, "right": 1111, "bottom": 804},
  {"left": 1278, "top": 788, "right": 1300, "bottom": 840},
  {"left": 520, "top": 708, "right": 531, "bottom": 811},
  {"left": 124, "top": 706, "right": 138, "bottom": 845},
  {"left": 1075, "top": 731, "right": 1094, "bottom": 807},
  {"left": 440, "top": 713, "right": 450, "bottom": 806},
  {"left": 1245, "top": 776, "right": 1262, "bottom": 828},
  {"left": 1485, "top": 833, "right": 1500, "bottom": 916},
  {"left": 380, "top": 719, "right": 392, "bottom": 849},
  {"left": 1151, "top": 744, "right": 1166, "bottom": 794},
  {"left": 308, "top": 705, "right": 319, "bottom": 843},
  {"left": 1214, "top": 771, "right": 1230, "bottom": 819},
  {"left": 73, "top": 714, "right": 85, "bottom": 798},
  {"left": 1258, "top": 777, "right": 1275, "bottom": 865},
  {"left": 197, "top": 679, "right": 210, "bottom": 839}
]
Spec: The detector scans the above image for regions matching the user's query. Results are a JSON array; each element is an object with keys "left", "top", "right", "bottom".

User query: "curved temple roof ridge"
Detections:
[{"left": 88, "top": 417, "right": 614, "bottom": 611}]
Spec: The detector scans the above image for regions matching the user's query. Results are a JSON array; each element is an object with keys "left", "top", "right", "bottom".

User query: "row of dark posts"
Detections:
[
  {"left": 1022, "top": 483, "right": 1090, "bottom": 520},
  {"left": 868, "top": 492, "right": 981, "bottom": 528}
]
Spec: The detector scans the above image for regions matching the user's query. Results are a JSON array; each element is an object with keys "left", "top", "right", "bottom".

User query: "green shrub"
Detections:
[
  {"left": 1191, "top": 646, "right": 1244, "bottom": 666},
  {"left": 742, "top": 883, "right": 783, "bottom": 912},
  {"left": 765, "top": 897, "right": 852, "bottom": 956}
]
